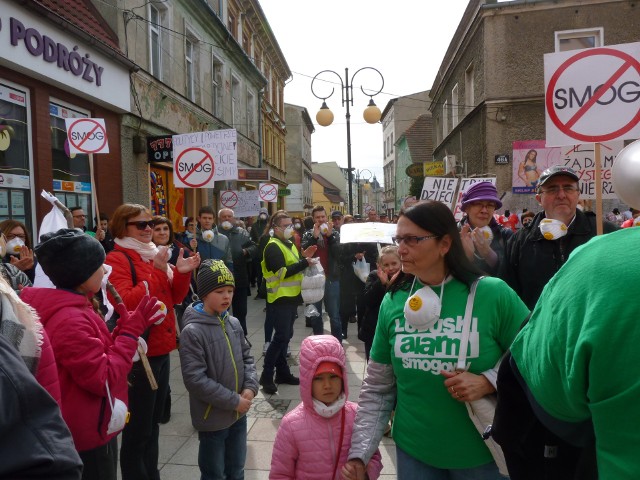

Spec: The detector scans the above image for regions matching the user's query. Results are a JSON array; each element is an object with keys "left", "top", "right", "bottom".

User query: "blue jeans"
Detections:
[
  {"left": 198, "top": 415, "right": 247, "bottom": 480},
  {"left": 396, "top": 446, "right": 502, "bottom": 480},
  {"left": 312, "top": 278, "right": 342, "bottom": 341}
]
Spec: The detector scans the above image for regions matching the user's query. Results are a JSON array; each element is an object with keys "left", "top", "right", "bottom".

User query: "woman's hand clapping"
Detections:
[
  {"left": 153, "top": 246, "right": 170, "bottom": 272},
  {"left": 9, "top": 245, "right": 34, "bottom": 271},
  {"left": 176, "top": 249, "right": 201, "bottom": 273}
]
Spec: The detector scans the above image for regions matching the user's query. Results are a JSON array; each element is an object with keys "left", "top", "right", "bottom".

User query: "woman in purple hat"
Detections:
[{"left": 458, "top": 182, "right": 513, "bottom": 277}]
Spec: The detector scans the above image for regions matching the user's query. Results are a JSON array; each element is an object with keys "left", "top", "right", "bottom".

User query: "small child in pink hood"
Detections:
[{"left": 269, "top": 335, "right": 382, "bottom": 480}]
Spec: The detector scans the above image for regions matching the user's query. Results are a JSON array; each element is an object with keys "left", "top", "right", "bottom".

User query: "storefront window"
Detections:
[
  {"left": 0, "top": 81, "right": 33, "bottom": 234},
  {"left": 50, "top": 100, "right": 94, "bottom": 230}
]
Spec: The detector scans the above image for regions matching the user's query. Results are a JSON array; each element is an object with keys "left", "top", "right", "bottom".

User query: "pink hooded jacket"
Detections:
[{"left": 270, "top": 335, "right": 382, "bottom": 480}]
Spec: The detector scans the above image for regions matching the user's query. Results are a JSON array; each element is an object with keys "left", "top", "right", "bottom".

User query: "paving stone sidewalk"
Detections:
[{"left": 150, "top": 295, "right": 398, "bottom": 479}]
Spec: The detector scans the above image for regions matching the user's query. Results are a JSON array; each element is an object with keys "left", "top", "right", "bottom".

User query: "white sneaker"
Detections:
[{"left": 263, "top": 342, "right": 270, "bottom": 355}]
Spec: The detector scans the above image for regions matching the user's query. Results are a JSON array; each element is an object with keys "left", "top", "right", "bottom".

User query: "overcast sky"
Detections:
[{"left": 259, "top": 0, "right": 469, "bottom": 184}]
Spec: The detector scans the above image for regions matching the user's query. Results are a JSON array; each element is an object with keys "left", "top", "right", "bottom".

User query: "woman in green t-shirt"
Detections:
[{"left": 343, "top": 200, "right": 529, "bottom": 480}]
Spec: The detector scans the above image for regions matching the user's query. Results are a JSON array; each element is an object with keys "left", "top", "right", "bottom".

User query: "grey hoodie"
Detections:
[{"left": 179, "top": 303, "right": 258, "bottom": 431}]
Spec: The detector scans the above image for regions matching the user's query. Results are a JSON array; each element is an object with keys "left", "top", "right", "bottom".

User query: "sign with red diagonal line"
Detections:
[
  {"left": 65, "top": 118, "right": 109, "bottom": 154},
  {"left": 220, "top": 190, "right": 239, "bottom": 208},
  {"left": 172, "top": 129, "right": 238, "bottom": 188},
  {"left": 545, "top": 42, "right": 640, "bottom": 146},
  {"left": 259, "top": 183, "right": 278, "bottom": 202},
  {"left": 174, "top": 147, "right": 215, "bottom": 188}
]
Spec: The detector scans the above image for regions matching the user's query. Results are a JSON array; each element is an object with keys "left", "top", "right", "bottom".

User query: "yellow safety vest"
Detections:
[{"left": 261, "top": 238, "right": 303, "bottom": 303}]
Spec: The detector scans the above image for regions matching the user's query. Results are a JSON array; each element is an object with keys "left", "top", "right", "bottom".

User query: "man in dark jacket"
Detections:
[
  {"left": 218, "top": 208, "right": 257, "bottom": 335},
  {"left": 301, "top": 206, "right": 343, "bottom": 342},
  {"left": 501, "top": 165, "right": 618, "bottom": 310},
  {"left": 249, "top": 207, "right": 269, "bottom": 289}
]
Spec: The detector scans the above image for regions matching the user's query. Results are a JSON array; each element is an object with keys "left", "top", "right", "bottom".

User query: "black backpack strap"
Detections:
[{"left": 117, "top": 250, "right": 137, "bottom": 286}]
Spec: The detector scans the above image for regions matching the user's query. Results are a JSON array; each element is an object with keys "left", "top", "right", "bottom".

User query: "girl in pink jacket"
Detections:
[{"left": 270, "top": 335, "right": 382, "bottom": 480}]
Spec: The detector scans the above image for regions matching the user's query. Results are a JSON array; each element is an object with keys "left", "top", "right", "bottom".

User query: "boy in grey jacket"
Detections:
[{"left": 179, "top": 259, "right": 258, "bottom": 480}]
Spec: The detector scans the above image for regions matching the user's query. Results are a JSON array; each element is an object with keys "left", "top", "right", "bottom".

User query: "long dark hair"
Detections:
[{"left": 394, "top": 201, "right": 483, "bottom": 290}]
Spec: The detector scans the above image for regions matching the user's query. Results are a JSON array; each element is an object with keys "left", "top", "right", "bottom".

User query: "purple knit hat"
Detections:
[{"left": 461, "top": 182, "right": 502, "bottom": 211}]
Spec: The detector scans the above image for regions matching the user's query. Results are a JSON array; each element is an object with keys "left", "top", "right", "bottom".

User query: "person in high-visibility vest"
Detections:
[{"left": 259, "top": 211, "right": 317, "bottom": 395}]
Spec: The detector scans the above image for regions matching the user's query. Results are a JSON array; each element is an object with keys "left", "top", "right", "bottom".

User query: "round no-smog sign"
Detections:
[
  {"left": 545, "top": 44, "right": 640, "bottom": 146},
  {"left": 66, "top": 118, "right": 109, "bottom": 154},
  {"left": 175, "top": 147, "right": 215, "bottom": 188}
]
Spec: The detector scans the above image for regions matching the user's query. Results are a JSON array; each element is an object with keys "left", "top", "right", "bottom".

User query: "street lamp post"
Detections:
[{"left": 311, "top": 67, "right": 384, "bottom": 215}]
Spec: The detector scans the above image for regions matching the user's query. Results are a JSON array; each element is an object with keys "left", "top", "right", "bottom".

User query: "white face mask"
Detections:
[
  {"left": 539, "top": 218, "right": 568, "bottom": 240},
  {"left": 269, "top": 228, "right": 274, "bottom": 237},
  {"left": 221, "top": 221, "right": 233, "bottom": 230},
  {"left": 151, "top": 300, "right": 167, "bottom": 325},
  {"left": 320, "top": 223, "right": 329, "bottom": 235},
  {"left": 476, "top": 226, "right": 494, "bottom": 243},
  {"left": 283, "top": 225, "right": 294, "bottom": 240},
  {"left": 404, "top": 276, "right": 447, "bottom": 331},
  {"left": 202, "top": 229, "right": 215, "bottom": 242},
  {"left": 5, "top": 237, "right": 24, "bottom": 255},
  {"left": 294, "top": 223, "right": 302, "bottom": 230},
  {"left": 259, "top": 213, "right": 267, "bottom": 220},
  {"left": 106, "top": 380, "right": 129, "bottom": 435}
]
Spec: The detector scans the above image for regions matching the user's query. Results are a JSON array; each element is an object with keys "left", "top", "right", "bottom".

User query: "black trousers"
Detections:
[
  {"left": 262, "top": 302, "right": 296, "bottom": 377},
  {"left": 231, "top": 286, "right": 249, "bottom": 335},
  {"left": 79, "top": 436, "right": 118, "bottom": 480},
  {"left": 120, "top": 354, "right": 170, "bottom": 480}
]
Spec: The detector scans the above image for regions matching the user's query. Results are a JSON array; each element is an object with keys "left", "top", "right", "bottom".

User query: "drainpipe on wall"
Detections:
[{"left": 258, "top": 89, "right": 264, "bottom": 167}]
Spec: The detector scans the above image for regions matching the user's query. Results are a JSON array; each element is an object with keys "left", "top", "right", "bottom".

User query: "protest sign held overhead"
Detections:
[{"left": 172, "top": 129, "right": 237, "bottom": 188}]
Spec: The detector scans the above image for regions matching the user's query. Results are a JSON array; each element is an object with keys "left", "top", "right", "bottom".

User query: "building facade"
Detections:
[
  {"left": 311, "top": 173, "right": 345, "bottom": 214},
  {"left": 0, "top": 0, "right": 133, "bottom": 235},
  {"left": 284, "top": 103, "right": 314, "bottom": 217},
  {"left": 395, "top": 114, "right": 433, "bottom": 211},
  {"left": 380, "top": 90, "right": 431, "bottom": 216},
  {"left": 429, "top": 0, "right": 637, "bottom": 213}
]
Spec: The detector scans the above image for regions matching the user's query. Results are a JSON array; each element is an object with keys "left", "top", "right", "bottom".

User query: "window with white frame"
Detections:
[
  {"left": 451, "top": 84, "right": 459, "bottom": 127},
  {"left": 149, "top": 4, "right": 163, "bottom": 79},
  {"left": 185, "top": 38, "right": 195, "bottom": 101},
  {"left": 442, "top": 100, "right": 448, "bottom": 139},
  {"left": 247, "top": 91, "right": 256, "bottom": 139},
  {"left": 212, "top": 54, "right": 223, "bottom": 118},
  {"left": 231, "top": 76, "right": 241, "bottom": 128},
  {"left": 555, "top": 28, "right": 603, "bottom": 52}
]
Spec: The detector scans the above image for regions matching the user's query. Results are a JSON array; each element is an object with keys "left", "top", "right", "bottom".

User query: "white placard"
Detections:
[
  {"left": 65, "top": 118, "right": 109, "bottom": 154},
  {"left": 544, "top": 42, "right": 640, "bottom": 146},
  {"left": 420, "top": 177, "right": 460, "bottom": 209},
  {"left": 172, "top": 129, "right": 237, "bottom": 188},
  {"left": 340, "top": 222, "right": 397, "bottom": 245},
  {"left": 218, "top": 190, "right": 260, "bottom": 218}
]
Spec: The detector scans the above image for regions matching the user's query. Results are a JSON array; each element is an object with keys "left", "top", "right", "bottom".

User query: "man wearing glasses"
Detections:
[
  {"left": 501, "top": 165, "right": 618, "bottom": 310},
  {"left": 70, "top": 206, "right": 106, "bottom": 243}
]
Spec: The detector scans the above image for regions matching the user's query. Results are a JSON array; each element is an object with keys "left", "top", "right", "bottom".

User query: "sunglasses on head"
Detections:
[{"left": 127, "top": 220, "right": 156, "bottom": 230}]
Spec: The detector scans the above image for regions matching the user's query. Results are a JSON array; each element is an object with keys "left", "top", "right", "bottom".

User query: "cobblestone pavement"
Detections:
[{"left": 131, "top": 294, "right": 398, "bottom": 479}]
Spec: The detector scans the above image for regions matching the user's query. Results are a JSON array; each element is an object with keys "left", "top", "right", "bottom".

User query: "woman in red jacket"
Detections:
[{"left": 106, "top": 204, "right": 200, "bottom": 480}]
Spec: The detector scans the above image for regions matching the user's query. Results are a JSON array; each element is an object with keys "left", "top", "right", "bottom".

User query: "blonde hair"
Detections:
[{"left": 377, "top": 245, "right": 400, "bottom": 264}]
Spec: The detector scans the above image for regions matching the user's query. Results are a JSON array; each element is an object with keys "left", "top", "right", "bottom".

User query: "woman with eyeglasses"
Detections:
[
  {"left": 457, "top": 182, "right": 513, "bottom": 277},
  {"left": 343, "top": 201, "right": 529, "bottom": 480},
  {"left": 0, "top": 219, "right": 37, "bottom": 283},
  {"left": 105, "top": 204, "right": 201, "bottom": 480}
]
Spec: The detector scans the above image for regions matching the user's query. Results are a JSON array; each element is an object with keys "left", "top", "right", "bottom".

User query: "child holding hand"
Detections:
[
  {"left": 179, "top": 259, "right": 258, "bottom": 480},
  {"left": 270, "top": 335, "right": 382, "bottom": 480}
]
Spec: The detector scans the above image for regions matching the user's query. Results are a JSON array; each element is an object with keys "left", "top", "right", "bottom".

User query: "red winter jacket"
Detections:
[
  {"left": 35, "top": 327, "right": 62, "bottom": 405},
  {"left": 21, "top": 287, "right": 138, "bottom": 452},
  {"left": 106, "top": 246, "right": 191, "bottom": 357}
]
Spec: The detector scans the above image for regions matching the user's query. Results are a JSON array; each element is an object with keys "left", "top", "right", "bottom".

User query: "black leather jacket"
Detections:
[{"left": 501, "top": 210, "right": 618, "bottom": 310}]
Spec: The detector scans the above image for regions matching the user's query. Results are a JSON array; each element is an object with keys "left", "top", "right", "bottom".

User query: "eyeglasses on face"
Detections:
[
  {"left": 392, "top": 234, "right": 439, "bottom": 246},
  {"left": 73, "top": 214, "right": 86, "bottom": 218},
  {"left": 126, "top": 220, "right": 156, "bottom": 230},
  {"left": 540, "top": 185, "right": 579, "bottom": 195}
]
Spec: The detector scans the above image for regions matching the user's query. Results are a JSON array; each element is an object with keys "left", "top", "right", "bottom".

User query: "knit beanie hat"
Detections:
[
  {"left": 460, "top": 182, "right": 503, "bottom": 211},
  {"left": 197, "top": 259, "right": 235, "bottom": 299},
  {"left": 35, "top": 228, "right": 106, "bottom": 289}
]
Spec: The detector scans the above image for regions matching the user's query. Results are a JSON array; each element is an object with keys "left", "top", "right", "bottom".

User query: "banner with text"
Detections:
[
  {"left": 218, "top": 189, "right": 260, "bottom": 218},
  {"left": 512, "top": 140, "right": 623, "bottom": 198},
  {"left": 172, "top": 129, "right": 237, "bottom": 188},
  {"left": 420, "top": 177, "right": 460, "bottom": 210}
]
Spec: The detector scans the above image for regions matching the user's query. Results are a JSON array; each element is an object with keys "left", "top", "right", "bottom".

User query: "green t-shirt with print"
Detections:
[{"left": 371, "top": 275, "right": 529, "bottom": 469}]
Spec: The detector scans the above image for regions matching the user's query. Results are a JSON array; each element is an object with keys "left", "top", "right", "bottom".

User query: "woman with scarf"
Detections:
[
  {"left": 0, "top": 219, "right": 37, "bottom": 283},
  {"left": 106, "top": 204, "right": 200, "bottom": 480}
]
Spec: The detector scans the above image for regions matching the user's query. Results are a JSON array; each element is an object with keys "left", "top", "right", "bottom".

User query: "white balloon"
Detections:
[{"left": 612, "top": 139, "right": 640, "bottom": 209}]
